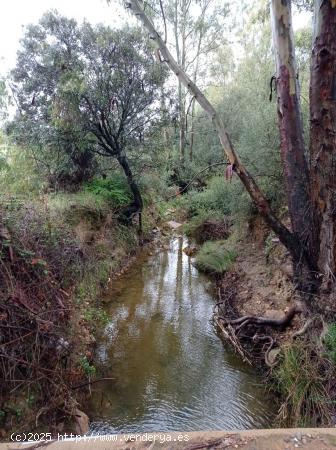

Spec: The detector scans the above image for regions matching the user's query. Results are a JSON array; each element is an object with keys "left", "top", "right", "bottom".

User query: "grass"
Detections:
[
  {"left": 324, "top": 323, "right": 336, "bottom": 363},
  {"left": 195, "top": 240, "right": 237, "bottom": 275},
  {"left": 273, "top": 342, "right": 332, "bottom": 426}
]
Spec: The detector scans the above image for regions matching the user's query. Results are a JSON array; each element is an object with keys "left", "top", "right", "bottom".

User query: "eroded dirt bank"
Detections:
[
  {"left": 211, "top": 216, "right": 336, "bottom": 428},
  {"left": 216, "top": 229, "right": 302, "bottom": 364}
]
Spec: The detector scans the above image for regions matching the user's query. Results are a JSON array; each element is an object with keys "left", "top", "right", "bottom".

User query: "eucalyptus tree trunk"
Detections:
[
  {"left": 270, "top": 0, "right": 316, "bottom": 287},
  {"left": 125, "top": 0, "right": 336, "bottom": 295},
  {"left": 309, "top": 0, "right": 336, "bottom": 291},
  {"left": 189, "top": 97, "right": 195, "bottom": 161},
  {"left": 127, "top": 0, "right": 300, "bottom": 260},
  {"left": 174, "top": 0, "right": 187, "bottom": 163},
  {"left": 189, "top": 26, "right": 203, "bottom": 162}
]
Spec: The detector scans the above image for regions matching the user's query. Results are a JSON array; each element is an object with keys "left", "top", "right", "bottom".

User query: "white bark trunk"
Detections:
[{"left": 127, "top": 0, "right": 300, "bottom": 258}]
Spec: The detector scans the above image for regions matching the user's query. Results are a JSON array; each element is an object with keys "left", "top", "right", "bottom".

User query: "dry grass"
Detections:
[
  {"left": 273, "top": 341, "right": 335, "bottom": 427},
  {"left": 0, "top": 211, "right": 84, "bottom": 434}
]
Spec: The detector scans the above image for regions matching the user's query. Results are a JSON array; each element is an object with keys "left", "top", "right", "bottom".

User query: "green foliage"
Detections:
[
  {"left": 173, "top": 175, "right": 254, "bottom": 232},
  {"left": 273, "top": 343, "right": 331, "bottom": 426},
  {"left": 0, "top": 78, "right": 10, "bottom": 122},
  {"left": 187, "top": 20, "right": 287, "bottom": 222},
  {"left": 85, "top": 175, "right": 131, "bottom": 206},
  {"left": 8, "top": 12, "right": 167, "bottom": 193},
  {"left": 324, "top": 323, "right": 336, "bottom": 364},
  {"left": 0, "top": 142, "right": 44, "bottom": 197},
  {"left": 195, "top": 240, "right": 237, "bottom": 274},
  {"left": 83, "top": 307, "right": 109, "bottom": 326},
  {"left": 79, "top": 356, "right": 96, "bottom": 377},
  {"left": 184, "top": 210, "right": 216, "bottom": 237}
]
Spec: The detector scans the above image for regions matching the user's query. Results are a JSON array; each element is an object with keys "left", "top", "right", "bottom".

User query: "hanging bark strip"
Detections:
[
  {"left": 126, "top": 0, "right": 301, "bottom": 260},
  {"left": 309, "top": 0, "right": 336, "bottom": 289}
]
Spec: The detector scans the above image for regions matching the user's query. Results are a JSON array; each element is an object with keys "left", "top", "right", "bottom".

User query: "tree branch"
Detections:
[{"left": 126, "top": 0, "right": 301, "bottom": 261}]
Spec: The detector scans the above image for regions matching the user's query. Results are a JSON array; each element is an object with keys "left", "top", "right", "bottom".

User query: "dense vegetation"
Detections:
[{"left": 0, "top": 0, "right": 336, "bottom": 436}]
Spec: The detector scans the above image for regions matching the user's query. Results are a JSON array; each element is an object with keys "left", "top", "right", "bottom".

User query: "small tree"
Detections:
[{"left": 9, "top": 12, "right": 167, "bottom": 225}]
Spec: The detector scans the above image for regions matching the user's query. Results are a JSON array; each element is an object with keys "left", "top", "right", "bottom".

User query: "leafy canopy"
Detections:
[{"left": 8, "top": 11, "right": 167, "bottom": 187}]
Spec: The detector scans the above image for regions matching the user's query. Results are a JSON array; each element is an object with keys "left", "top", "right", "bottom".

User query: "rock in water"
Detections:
[{"left": 74, "top": 408, "right": 90, "bottom": 435}]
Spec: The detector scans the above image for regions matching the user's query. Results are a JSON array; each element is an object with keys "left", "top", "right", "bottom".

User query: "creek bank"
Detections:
[
  {"left": 0, "top": 193, "right": 164, "bottom": 439},
  {"left": 209, "top": 223, "right": 336, "bottom": 427}
]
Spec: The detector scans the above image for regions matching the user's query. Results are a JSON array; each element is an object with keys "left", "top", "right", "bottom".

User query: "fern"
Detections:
[{"left": 85, "top": 175, "right": 131, "bottom": 206}]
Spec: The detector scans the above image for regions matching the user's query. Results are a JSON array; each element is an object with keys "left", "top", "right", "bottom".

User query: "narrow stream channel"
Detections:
[{"left": 88, "top": 235, "right": 277, "bottom": 433}]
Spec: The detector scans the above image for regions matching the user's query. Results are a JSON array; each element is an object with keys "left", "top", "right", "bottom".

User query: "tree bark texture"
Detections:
[
  {"left": 271, "top": 1, "right": 313, "bottom": 265},
  {"left": 117, "top": 153, "right": 143, "bottom": 228},
  {"left": 309, "top": 0, "right": 336, "bottom": 289}
]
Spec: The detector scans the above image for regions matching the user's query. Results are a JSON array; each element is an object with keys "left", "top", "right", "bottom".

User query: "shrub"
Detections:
[
  {"left": 85, "top": 174, "right": 131, "bottom": 206},
  {"left": 195, "top": 240, "right": 237, "bottom": 275}
]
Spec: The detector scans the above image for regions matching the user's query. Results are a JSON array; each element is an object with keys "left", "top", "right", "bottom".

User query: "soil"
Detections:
[{"left": 216, "top": 226, "right": 305, "bottom": 366}]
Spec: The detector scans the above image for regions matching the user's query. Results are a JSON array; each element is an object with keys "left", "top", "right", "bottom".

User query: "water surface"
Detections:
[{"left": 89, "top": 236, "right": 276, "bottom": 433}]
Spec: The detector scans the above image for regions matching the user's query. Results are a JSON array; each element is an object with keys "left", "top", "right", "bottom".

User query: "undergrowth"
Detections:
[
  {"left": 195, "top": 239, "right": 237, "bottom": 275},
  {"left": 0, "top": 215, "right": 82, "bottom": 433},
  {"left": 273, "top": 341, "right": 334, "bottom": 427},
  {"left": 84, "top": 174, "right": 131, "bottom": 206},
  {"left": 324, "top": 323, "right": 336, "bottom": 364},
  {"left": 0, "top": 187, "right": 149, "bottom": 435}
]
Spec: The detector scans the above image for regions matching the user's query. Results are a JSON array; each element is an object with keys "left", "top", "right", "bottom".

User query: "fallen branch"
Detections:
[
  {"left": 214, "top": 314, "right": 252, "bottom": 365},
  {"left": 70, "top": 377, "right": 116, "bottom": 390}
]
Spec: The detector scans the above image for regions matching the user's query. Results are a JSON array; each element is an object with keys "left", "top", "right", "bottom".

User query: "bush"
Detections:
[
  {"left": 195, "top": 240, "right": 237, "bottom": 275},
  {"left": 85, "top": 174, "right": 131, "bottom": 206}
]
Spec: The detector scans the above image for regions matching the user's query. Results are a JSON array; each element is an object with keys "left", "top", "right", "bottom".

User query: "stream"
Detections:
[{"left": 88, "top": 235, "right": 277, "bottom": 433}]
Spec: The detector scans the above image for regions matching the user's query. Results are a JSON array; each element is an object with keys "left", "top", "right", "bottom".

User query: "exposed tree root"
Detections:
[
  {"left": 224, "top": 303, "right": 303, "bottom": 330},
  {"left": 291, "top": 318, "right": 313, "bottom": 340},
  {"left": 214, "top": 277, "right": 304, "bottom": 368},
  {"left": 252, "top": 334, "right": 277, "bottom": 367}
]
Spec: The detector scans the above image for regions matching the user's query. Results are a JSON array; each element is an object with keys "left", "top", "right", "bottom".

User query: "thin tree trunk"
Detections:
[
  {"left": 189, "top": 97, "right": 195, "bottom": 161},
  {"left": 179, "top": 85, "right": 186, "bottom": 162},
  {"left": 117, "top": 153, "right": 143, "bottom": 231},
  {"left": 127, "top": 0, "right": 302, "bottom": 261},
  {"left": 189, "top": 25, "right": 203, "bottom": 162},
  {"left": 174, "top": 0, "right": 186, "bottom": 163},
  {"left": 309, "top": 0, "right": 336, "bottom": 290},
  {"left": 270, "top": 0, "right": 316, "bottom": 288}
]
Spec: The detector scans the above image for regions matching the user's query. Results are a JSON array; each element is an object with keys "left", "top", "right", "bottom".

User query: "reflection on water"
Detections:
[{"left": 89, "top": 236, "right": 277, "bottom": 433}]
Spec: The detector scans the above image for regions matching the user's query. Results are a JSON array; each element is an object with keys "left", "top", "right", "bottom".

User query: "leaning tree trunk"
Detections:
[
  {"left": 309, "top": 0, "right": 336, "bottom": 291},
  {"left": 127, "top": 0, "right": 304, "bottom": 262},
  {"left": 117, "top": 153, "right": 143, "bottom": 232},
  {"left": 270, "top": 0, "right": 317, "bottom": 290}
]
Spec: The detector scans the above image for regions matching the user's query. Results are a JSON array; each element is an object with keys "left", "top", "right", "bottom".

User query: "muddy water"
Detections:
[{"left": 89, "top": 236, "right": 277, "bottom": 433}]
